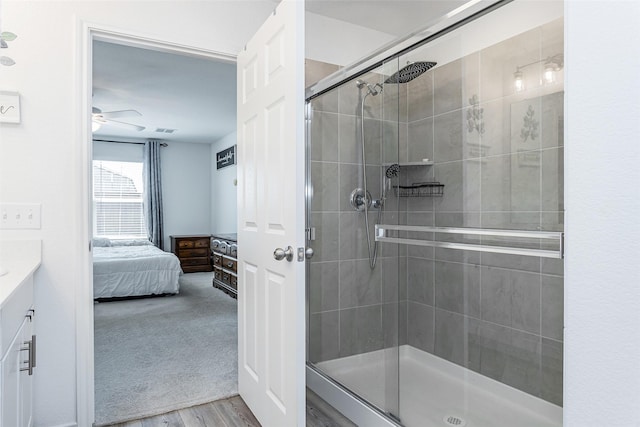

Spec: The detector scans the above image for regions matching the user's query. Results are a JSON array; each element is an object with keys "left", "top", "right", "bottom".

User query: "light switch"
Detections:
[{"left": 0, "top": 203, "right": 41, "bottom": 229}]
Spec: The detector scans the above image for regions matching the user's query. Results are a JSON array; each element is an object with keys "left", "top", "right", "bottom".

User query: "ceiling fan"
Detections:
[{"left": 92, "top": 107, "right": 145, "bottom": 132}]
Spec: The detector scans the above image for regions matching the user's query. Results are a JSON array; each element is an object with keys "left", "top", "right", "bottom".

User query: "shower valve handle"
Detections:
[{"left": 273, "top": 246, "right": 294, "bottom": 262}]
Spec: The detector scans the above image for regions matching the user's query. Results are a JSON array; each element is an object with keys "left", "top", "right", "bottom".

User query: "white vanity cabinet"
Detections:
[
  {"left": 19, "top": 314, "right": 34, "bottom": 427},
  {"left": 2, "top": 315, "right": 33, "bottom": 427},
  {"left": 1, "top": 277, "right": 35, "bottom": 427},
  {"left": 0, "top": 241, "right": 40, "bottom": 427}
]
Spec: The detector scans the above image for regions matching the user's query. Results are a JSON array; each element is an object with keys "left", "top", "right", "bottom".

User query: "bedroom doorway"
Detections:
[{"left": 82, "top": 29, "right": 241, "bottom": 426}]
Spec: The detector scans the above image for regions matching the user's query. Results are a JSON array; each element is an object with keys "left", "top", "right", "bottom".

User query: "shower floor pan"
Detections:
[{"left": 315, "top": 345, "right": 561, "bottom": 427}]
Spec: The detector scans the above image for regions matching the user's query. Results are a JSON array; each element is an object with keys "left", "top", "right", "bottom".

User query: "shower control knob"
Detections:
[
  {"left": 350, "top": 188, "right": 372, "bottom": 212},
  {"left": 273, "top": 246, "right": 294, "bottom": 262}
]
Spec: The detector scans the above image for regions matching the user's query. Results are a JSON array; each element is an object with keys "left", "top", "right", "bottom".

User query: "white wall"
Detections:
[
  {"left": 0, "top": 2, "right": 272, "bottom": 426},
  {"left": 162, "top": 141, "right": 212, "bottom": 249},
  {"left": 305, "top": 12, "right": 395, "bottom": 66},
  {"left": 564, "top": 1, "right": 640, "bottom": 425},
  {"left": 210, "top": 131, "right": 237, "bottom": 234}
]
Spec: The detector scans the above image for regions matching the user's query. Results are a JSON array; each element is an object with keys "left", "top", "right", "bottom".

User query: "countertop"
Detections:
[{"left": 0, "top": 240, "right": 41, "bottom": 308}]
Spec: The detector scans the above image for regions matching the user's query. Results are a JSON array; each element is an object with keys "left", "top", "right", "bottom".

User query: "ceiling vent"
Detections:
[{"left": 155, "top": 128, "right": 177, "bottom": 134}]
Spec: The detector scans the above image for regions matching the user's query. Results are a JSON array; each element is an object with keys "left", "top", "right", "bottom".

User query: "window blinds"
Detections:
[{"left": 93, "top": 160, "right": 146, "bottom": 238}]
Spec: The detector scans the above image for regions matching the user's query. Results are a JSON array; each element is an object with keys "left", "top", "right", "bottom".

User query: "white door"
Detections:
[{"left": 236, "top": 1, "right": 305, "bottom": 426}]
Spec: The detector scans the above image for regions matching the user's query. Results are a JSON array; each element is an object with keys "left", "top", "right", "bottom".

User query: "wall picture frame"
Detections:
[
  {"left": 216, "top": 145, "right": 236, "bottom": 170},
  {"left": 0, "top": 91, "right": 20, "bottom": 123}
]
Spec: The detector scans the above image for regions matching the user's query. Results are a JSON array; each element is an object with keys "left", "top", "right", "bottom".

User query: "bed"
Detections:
[{"left": 92, "top": 238, "right": 183, "bottom": 299}]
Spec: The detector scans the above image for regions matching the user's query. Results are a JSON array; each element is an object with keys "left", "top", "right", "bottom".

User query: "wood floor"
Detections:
[{"left": 110, "top": 389, "right": 356, "bottom": 427}]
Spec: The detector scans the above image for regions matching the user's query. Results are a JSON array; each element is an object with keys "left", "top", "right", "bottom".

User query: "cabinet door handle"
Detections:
[
  {"left": 31, "top": 334, "right": 36, "bottom": 368},
  {"left": 19, "top": 337, "right": 34, "bottom": 376},
  {"left": 226, "top": 262, "right": 234, "bottom": 268}
]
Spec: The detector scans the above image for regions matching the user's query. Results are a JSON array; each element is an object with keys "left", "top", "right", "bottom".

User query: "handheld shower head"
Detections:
[
  {"left": 381, "top": 163, "right": 400, "bottom": 202},
  {"left": 385, "top": 163, "right": 400, "bottom": 178}
]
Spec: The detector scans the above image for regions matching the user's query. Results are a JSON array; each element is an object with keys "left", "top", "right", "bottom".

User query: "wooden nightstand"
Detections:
[{"left": 170, "top": 235, "right": 212, "bottom": 273}]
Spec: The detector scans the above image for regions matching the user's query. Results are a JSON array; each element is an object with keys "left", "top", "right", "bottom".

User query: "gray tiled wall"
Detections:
[
  {"left": 398, "top": 18, "right": 564, "bottom": 407},
  {"left": 307, "top": 17, "right": 564, "bottom": 409},
  {"left": 308, "top": 68, "right": 404, "bottom": 363}
]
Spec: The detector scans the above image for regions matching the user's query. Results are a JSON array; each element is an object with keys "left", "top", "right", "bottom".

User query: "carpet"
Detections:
[{"left": 94, "top": 272, "right": 238, "bottom": 426}]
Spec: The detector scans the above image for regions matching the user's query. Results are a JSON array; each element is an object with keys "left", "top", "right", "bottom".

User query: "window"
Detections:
[{"left": 93, "top": 160, "right": 146, "bottom": 238}]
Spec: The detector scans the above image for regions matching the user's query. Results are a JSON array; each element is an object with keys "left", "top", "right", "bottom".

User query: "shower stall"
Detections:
[{"left": 306, "top": 1, "right": 564, "bottom": 426}]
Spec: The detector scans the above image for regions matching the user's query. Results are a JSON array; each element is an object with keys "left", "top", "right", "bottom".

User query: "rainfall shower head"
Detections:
[
  {"left": 385, "top": 163, "right": 400, "bottom": 178},
  {"left": 385, "top": 61, "right": 437, "bottom": 84}
]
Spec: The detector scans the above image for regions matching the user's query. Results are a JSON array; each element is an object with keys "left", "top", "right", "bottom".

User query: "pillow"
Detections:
[
  {"left": 92, "top": 237, "right": 111, "bottom": 247},
  {"left": 110, "top": 238, "right": 153, "bottom": 246}
]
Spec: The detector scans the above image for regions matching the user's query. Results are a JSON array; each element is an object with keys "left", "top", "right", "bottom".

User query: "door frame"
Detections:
[{"left": 75, "top": 21, "right": 237, "bottom": 426}]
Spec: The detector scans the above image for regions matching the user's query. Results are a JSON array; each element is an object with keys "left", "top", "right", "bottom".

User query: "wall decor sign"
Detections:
[
  {"left": 216, "top": 145, "right": 236, "bottom": 169},
  {"left": 0, "top": 91, "right": 20, "bottom": 123}
]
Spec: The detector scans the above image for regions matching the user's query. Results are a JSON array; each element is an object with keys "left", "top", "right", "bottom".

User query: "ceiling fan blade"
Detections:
[
  {"left": 103, "top": 119, "right": 146, "bottom": 132},
  {"left": 100, "top": 109, "right": 142, "bottom": 119}
]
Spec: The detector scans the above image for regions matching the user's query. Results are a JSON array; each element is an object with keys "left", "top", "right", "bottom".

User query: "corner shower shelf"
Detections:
[
  {"left": 383, "top": 161, "right": 434, "bottom": 167},
  {"left": 394, "top": 182, "right": 444, "bottom": 197}
]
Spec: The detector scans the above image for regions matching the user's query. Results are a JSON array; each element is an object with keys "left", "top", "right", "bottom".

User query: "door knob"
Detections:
[{"left": 273, "top": 246, "right": 294, "bottom": 262}]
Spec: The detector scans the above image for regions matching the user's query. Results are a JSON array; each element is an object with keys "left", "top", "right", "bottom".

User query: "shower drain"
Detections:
[{"left": 443, "top": 415, "right": 467, "bottom": 427}]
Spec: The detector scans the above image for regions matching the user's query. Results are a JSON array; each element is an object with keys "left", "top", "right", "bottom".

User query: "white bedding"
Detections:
[{"left": 93, "top": 244, "right": 182, "bottom": 299}]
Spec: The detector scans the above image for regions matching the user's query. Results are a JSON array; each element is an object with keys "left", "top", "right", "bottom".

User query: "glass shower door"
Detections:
[
  {"left": 306, "top": 57, "right": 402, "bottom": 420},
  {"left": 307, "top": 1, "right": 563, "bottom": 426},
  {"left": 385, "top": 3, "right": 565, "bottom": 426}
]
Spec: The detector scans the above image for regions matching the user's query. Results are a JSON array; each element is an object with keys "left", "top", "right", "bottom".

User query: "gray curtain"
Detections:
[{"left": 143, "top": 140, "right": 164, "bottom": 249}]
